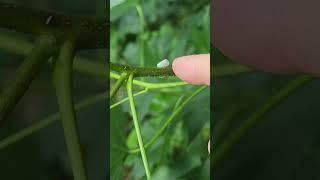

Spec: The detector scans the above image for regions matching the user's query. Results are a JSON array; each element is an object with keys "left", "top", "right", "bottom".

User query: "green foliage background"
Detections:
[
  {"left": 213, "top": 49, "right": 320, "bottom": 179},
  {"left": 0, "top": 0, "right": 106, "bottom": 179},
  {"left": 110, "top": 0, "right": 210, "bottom": 179}
]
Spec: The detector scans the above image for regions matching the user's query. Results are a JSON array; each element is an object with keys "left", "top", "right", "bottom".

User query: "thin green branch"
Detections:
[
  {"left": 0, "top": 33, "right": 33, "bottom": 55},
  {"left": 111, "top": 63, "right": 174, "bottom": 77},
  {"left": 128, "top": 85, "right": 208, "bottom": 154},
  {"left": 0, "top": 35, "right": 57, "bottom": 124},
  {"left": 110, "top": 88, "right": 148, "bottom": 109},
  {"left": 0, "top": 33, "right": 106, "bottom": 78},
  {"left": 0, "top": 1, "right": 107, "bottom": 49},
  {"left": 214, "top": 64, "right": 252, "bottom": 77},
  {"left": 111, "top": 71, "right": 187, "bottom": 89},
  {"left": 73, "top": 59, "right": 106, "bottom": 77},
  {"left": 0, "top": 92, "right": 106, "bottom": 149},
  {"left": 0, "top": 33, "right": 253, "bottom": 79},
  {"left": 53, "top": 39, "right": 88, "bottom": 180},
  {"left": 110, "top": 73, "right": 128, "bottom": 100},
  {"left": 173, "top": 95, "right": 185, "bottom": 110},
  {"left": 136, "top": 3, "right": 145, "bottom": 67},
  {"left": 109, "top": 88, "right": 190, "bottom": 110},
  {"left": 127, "top": 74, "right": 151, "bottom": 180},
  {"left": 212, "top": 75, "right": 313, "bottom": 167}
]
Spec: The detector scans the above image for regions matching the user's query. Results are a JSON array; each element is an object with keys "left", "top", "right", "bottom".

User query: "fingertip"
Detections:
[
  {"left": 172, "top": 54, "right": 210, "bottom": 85},
  {"left": 172, "top": 56, "right": 197, "bottom": 84}
]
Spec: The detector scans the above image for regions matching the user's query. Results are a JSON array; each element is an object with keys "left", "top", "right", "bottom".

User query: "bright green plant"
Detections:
[{"left": 110, "top": 0, "right": 211, "bottom": 179}]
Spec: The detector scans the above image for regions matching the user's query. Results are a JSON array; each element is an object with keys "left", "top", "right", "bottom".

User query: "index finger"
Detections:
[{"left": 172, "top": 54, "right": 210, "bottom": 85}]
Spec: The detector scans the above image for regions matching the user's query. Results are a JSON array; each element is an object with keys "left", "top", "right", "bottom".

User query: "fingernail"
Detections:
[{"left": 172, "top": 57, "right": 195, "bottom": 84}]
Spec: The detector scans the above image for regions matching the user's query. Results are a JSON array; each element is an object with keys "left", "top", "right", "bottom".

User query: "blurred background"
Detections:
[
  {"left": 0, "top": 0, "right": 107, "bottom": 179},
  {"left": 213, "top": 49, "right": 320, "bottom": 179},
  {"left": 110, "top": 0, "right": 210, "bottom": 179}
]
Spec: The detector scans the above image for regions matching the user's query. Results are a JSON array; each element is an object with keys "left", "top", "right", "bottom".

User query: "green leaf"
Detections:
[
  {"left": 110, "top": 0, "right": 126, "bottom": 10},
  {"left": 110, "top": 1, "right": 136, "bottom": 21},
  {"left": 110, "top": 106, "right": 128, "bottom": 180},
  {"left": 183, "top": 87, "right": 210, "bottom": 144}
]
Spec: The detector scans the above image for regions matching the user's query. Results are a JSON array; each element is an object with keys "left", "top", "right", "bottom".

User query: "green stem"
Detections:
[
  {"left": 0, "top": 1, "right": 107, "bottom": 49},
  {"left": 53, "top": 39, "right": 88, "bottom": 180},
  {"left": 214, "top": 64, "right": 252, "bottom": 77},
  {"left": 110, "top": 88, "right": 148, "bottom": 109},
  {"left": 212, "top": 75, "right": 313, "bottom": 167},
  {"left": 74, "top": 58, "right": 106, "bottom": 78},
  {"left": 0, "top": 33, "right": 253, "bottom": 79},
  {"left": 0, "top": 92, "right": 106, "bottom": 149},
  {"left": 173, "top": 95, "right": 185, "bottom": 110},
  {"left": 136, "top": 3, "right": 145, "bottom": 67},
  {"left": 111, "top": 63, "right": 174, "bottom": 77},
  {"left": 111, "top": 72, "right": 187, "bottom": 89},
  {"left": 127, "top": 74, "right": 151, "bottom": 180},
  {"left": 0, "top": 33, "right": 106, "bottom": 78},
  {"left": 0, "top": 35, "right": 57, "bottom": 124},
  {"left": 110, "top": 73, "right": 128, "bottom": 100},
  {"left": 0, "top": 33, "right": 33, "bottom": 55},
  {"left": 128, "top": 85, "right": 207, "bottom": 154}
]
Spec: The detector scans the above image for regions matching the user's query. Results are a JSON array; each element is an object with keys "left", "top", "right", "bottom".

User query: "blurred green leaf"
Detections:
[
  {"left": 110, "top": 106, "right": 128, "bottom": 180},
  {"left": 111, "top": 0, "right": 136, "bottom": 21},
  {"left": 110, "top": 0, "right": 126, "bottom": 10}
]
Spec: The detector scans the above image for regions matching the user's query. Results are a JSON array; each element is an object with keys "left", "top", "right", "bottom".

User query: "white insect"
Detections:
[
  {"left": 46, "top": 16, "right": 53, "bottom": 25},
  {"left": 157, "top": 59, "right": 170, "bottom": 68}
]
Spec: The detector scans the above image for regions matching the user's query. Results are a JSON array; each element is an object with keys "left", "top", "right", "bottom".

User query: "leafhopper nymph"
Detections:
[{"left": 157, "top": 59, "right": 170, "bottom": 68}]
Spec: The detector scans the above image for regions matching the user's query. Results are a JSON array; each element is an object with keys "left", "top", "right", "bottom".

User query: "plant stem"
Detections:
[
  {"left": 214, "top": 64, "right": 252, "bottom": 77},
  {"left": 0, "top": 33, "right": 33, "bottom": 55},
  {"left": 0, "top": 33, "right": 253, "bottom": 79},
  {"left": 111, "top": 72, "right": 187, "bottom": 89},
  {"left": 53, "top": 39, "right": 88, "bottom": 180},
  {"left": 110, "top": 73, "right": 128, "bottom": 101},
  {"left": 110, "top": 88, "right": 148, "bottom": 109},
  {"left": 111, "top": 63, "right": 174, "bottom": 77},
  {"left": 212, "top": 75, "right": 313, "bottom": 167},
  {"left": 0, "top": 92, "right": 106, "bottom": 149},
  {"left": 127, "top": 74, "right": 151, "bottom": 180},
  {"left": 0, "top": 33, "right": 106, "bottom": 78},
  {"left": 0, "top": 35, "right": 57, "bottom": 124},
  {"left": 0, "top": 1, "right": 107, "bottom": 49},
  {"left": 74, "top": 58, "right": 106, "bottom": 77},
  {"left": 136, "top": 3, "right": 145, "bottom": 67},
  {"left": 128, "top": 85, "right": 208, "bottom": 154}
]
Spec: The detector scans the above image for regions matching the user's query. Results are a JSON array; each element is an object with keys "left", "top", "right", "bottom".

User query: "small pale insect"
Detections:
[
  {"left": 46, "top": 16, "right": 53, "bottom": 25},
  {"left": 157, "top": 59, "right": 170, "bottom": 68}
]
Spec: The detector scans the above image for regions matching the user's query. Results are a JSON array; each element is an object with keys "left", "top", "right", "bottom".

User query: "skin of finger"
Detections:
[
  {"left": 172, "top": 54, "right": 210, "bottom": 85},
  {"left": 213, "top": 0, "right": 320, "bottom": 76}
]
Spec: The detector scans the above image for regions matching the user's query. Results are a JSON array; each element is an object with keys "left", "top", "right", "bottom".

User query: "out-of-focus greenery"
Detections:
[
  {"left": 0, "top": 0, "right": 106, "bottom": 179},
  {"left": 213, "top": 49, "right": 320, "bottom": 180},
  {"left": 110, "top": 0, "right": 210, "bottom": 179}
]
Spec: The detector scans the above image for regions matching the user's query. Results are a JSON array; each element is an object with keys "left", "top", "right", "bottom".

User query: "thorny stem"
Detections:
[
  {"left": 53, "top": 39, "right": 88, "bottom": 180},
  {"left": 110, "top": 63, "right": 174, "bottom": 77},
  {"left": 0, "top": 33, "right": 252, "bottom": 79},
  {"left": 127, "top": 74, "right": 152, "bottom": 180},
  {"left": 0, "top": 1, "right": 107, "bottom": 49},
  {"left": 0, "top": 35, "right": 57, "bottom": 125}
]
